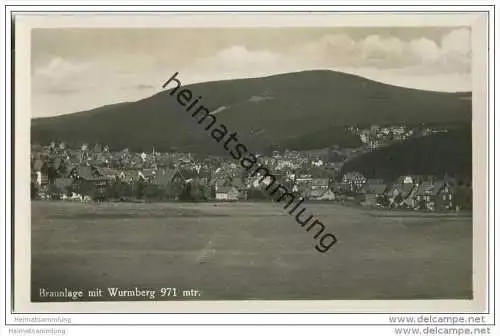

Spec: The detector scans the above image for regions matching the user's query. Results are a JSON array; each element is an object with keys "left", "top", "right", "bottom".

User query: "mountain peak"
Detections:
[{"left": 31, "top": 70, "right": 471, "bottom": 154}]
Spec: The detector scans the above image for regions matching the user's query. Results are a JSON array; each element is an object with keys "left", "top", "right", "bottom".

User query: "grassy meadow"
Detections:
[{"left": 31, "top": 201, "right": 472, "bottom": 301}]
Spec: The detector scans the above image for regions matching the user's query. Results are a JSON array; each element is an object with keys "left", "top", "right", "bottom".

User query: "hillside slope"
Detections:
[
  {"left": 31, "top": 70, "right": 472, "bottom": 154},
  {"left": 340, "top": 127, "right": 472, "bottom": 180}
]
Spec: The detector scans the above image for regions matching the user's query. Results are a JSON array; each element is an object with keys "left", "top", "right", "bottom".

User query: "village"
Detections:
[{"left": 30, "top": 124, "right": 472, "bottom": 212}]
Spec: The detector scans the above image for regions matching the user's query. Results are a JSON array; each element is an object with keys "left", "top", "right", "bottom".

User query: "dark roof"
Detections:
[
  {"left": 53, "top": 157, "right": 63, "bottom": 170},
  {"left": 54, "top": 178, "right": 73, "bottom": 189},
  {"left": 97, "top": 167, "right": 120, "bottom": 177},
  {"left": 211, "top": 175, "right": 232, "bottom": 187},
  {"left": 69, "top": 165, "right": 104, "bottom": 180},
  {"left": 141, "top": 168, "right": 156, "bottom": 178},
  {"left": 86, "top": 159, "right": 100, "bottom": 166},
  {"left": 198, "top": 168, "right": 212, "bottom": 178},
  {"left": 179, "top": 169, "right": 197, "bottom": 179},
  {"left": 365, "top": 184, "right": 387, "bottom": 195},
  {"left": 431, "top": 180, "right": 446, "bottom": 196},
  {"left": 400, "top": 183, "right": 415, "bottom": 198},
  {"left": 65, "top": 164, "right": 76, "bottom": 177},
  {"left": 75, "top": 166, "right": 93, "bottom": 180},
  {"left": 415, "top": 181, "right": 434, "bottom": 196},
  {"left": 151, "top": 168, "right": 180, "bottom": 186},
  {"left": 231, "top": 177, "right": 247, "bottom": 190},
  {"left": 119, "top": 170, "right": 139, "bottom": 180},
  {"left": 388, "top": 183, "right": 415, "bottom": 198}
]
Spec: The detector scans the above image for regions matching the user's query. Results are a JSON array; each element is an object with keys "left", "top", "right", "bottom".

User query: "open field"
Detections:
[{"left": 31, "top": 201, "right": 472, "bottom": 301}]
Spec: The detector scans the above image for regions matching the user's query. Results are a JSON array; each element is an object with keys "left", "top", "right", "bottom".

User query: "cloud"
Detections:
[
  {"left": 33, "top": 57, "right": 94, "bottom": 95},
  {"left": 358, "top": 35, "right": 405, "bottom": 66},
  {"left": 31, "top": 56, "right": 163, "bottom": 116},
  {"left": 442, "top": 28, "right": 471, "bottom": 55},
  {"left": 180, "top": 28, "right": 472, "bottom": 95},
  {"left": 195, "top": 45, "right": 285, "bottom": 73},
  {"left": 182, "top": 28, "right": 471, "bottom": 92},
  {"left": 34, "top": 56, "right": 88, "bottom": 78},
  {"left": 407, "top": 38, "right": 441, "bottom": 63},
  {"left": 438, "top": 28, "right": 471, "bottom": 73},
  {"left": 34, "top": 29, "right": 472, "bottom": 93},
  {"left": 296, "top": 28, "right": 470, "bottom": 73},
  {"left": 31, "top": 28, "right": 472, "bottom": 117}
]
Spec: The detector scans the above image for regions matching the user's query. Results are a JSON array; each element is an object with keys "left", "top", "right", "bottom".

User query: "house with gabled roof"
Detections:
[
  {"left": 387, "top": 182, "right": 416, "bottom": 208},
  {"left": 231, "top": 177, "right": 247, "bottom": 191},
  {"left": 414, "top": 180, "right": 447, "bottom": 211},
  {"left": 197, "top": 167, "right": 212, "bottom": 185},
  {"left": 54, "top": 178, "right": 74, "bottom": 197},
  {"left": 309, "top": 189, "right": 336, "bottom": 201},
  {"left": 362, "top": 183, "right": 388, "bottom": 206},
  {"left": 95, "top": 167, "right": 121, "bottom": 181},
  {"left": 431, "top": 180, "right": 454, "bottom": 211},
  {"left": 67, "top": 164, "right": 109, "bottom": 194},
  {"left": 415, "top": 180, "right": 433, "bottom": 198},
  {"left": 150, "top": 168, "right": 185, "bottom": 188},
  {"left": 142, "top": 168, "right": 185, "bottom": 200},
  {"left": 118, "top": 169, "right": 140, "bottom": 183},
  {"left": 31, "top": 158, "right": 48, "bottom": 187},
  {"left": 138, "top": 168, "right": 156, "bottom": 181},
  {"left": 300, "top": 177, "right": 330, "bottom": 200},
  {"left": 341, "top": 171, "right": 367, "bottom": 193},
  {"left": 311, "top": 178, "right": 330, "bottom": 190},
  {"left": 209, "top": 175, "right": 248, "bottom": 200},
  {"left": 215, "top": 186, "right": 241, "bottom": 201}
]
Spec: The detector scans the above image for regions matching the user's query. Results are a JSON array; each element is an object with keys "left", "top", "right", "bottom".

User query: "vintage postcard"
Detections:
[{"left": 13, "top": 11, "right": 489, "bottom": 313}]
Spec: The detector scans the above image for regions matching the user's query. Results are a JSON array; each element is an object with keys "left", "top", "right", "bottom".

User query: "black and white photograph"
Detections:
[{"left": 13, "top": 12, "right": 489, "bottom": 313}]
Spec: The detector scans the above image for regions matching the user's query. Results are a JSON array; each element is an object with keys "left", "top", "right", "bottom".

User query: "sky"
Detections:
[{"left": 31, "top": 27, "right": 472, "bottom": 117}]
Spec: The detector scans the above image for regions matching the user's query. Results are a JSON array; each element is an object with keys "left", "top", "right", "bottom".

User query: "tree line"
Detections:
[{"left": 32, "top": 178, "right": 214, "bottom": 202}]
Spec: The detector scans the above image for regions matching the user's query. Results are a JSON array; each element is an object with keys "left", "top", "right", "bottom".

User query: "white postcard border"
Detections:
[{"left": 4, "top": 5, "right": 495, "bottom": 324}]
